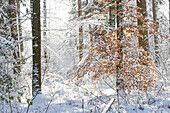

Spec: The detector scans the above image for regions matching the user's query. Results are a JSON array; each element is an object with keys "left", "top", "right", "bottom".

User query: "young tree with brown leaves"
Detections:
[{"left": 70, "top": 0, "right": 167, "bottom": 111}]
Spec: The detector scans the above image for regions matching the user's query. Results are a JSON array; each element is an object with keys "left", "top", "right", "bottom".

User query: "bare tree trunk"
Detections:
[
  {"left": 116, "top": 0, "right": 123, "bottom": 112},
  {"left": 9, "top": 0, "right": 20, "bottom": 73},
  {"left": 108, "top": 3, "right": 115, "bottom": 27},
  {"left": 78, "top": 0, "right": 83, "bottom": 61},
  {"left": 43, "top": 0, "right": 48, "bottom": 64},
  {"left": 30, "top": 0, "right": 41, "bottom": 96},
  {"left": 152, "top": 0, "right": 159, "bottom": 65},
  {"left": 169, "top": 0, "right": 170, "bottom": 55},
  {"left": 9, "top": 0, "right": 17, "bottom": 40},
  {"left": 16, "top": 0, "right": 23, "bottom": 53},
  {"left": 137, "top": 0, "right": 149, "bottom": 52}
]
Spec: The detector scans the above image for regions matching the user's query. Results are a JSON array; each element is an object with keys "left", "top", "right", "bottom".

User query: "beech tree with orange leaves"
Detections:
[{"left": 70, "top": 0, "right": 167, "bottom": 111}]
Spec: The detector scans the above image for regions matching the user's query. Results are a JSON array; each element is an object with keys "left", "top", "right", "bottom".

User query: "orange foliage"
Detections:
[{"left": 70, "top": 0, "right": 167, "bottom": 92}]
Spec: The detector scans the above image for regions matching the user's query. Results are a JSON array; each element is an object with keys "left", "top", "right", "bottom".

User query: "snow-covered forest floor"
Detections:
[
  {"left": 1, "top": 71, "right": 170, "bottom": 113},
  {"left": 23, "top": 77, "right": 170, "bottom": 113}
]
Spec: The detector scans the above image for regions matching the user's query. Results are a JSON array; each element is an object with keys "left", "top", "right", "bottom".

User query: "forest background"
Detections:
[{"left": 0, "top": 0, "right": 169, "bottom": 112}]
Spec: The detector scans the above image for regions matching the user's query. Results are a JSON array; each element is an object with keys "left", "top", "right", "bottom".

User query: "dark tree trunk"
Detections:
[
  {"left": 108, "top": 2, "right": 115, "bottom": 28},
  {"left": 169, "top": 0, "right": 170, "bottom": 55},
  {"left": 30, "top": 0, "right": 41, "bottom": 96},
  {"left": 43, "top": 0, "right": 48, "bottom": 64},
  {"left": 137, "top": 0, "right": 149, "bottom": 52},
  {"left": 116, "top": 0, "right": 123, "bottom": 112}
]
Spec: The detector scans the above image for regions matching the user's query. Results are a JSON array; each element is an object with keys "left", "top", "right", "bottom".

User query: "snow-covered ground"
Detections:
[{"left": 2, "top": 73, "right": 169, "bottom": 113}]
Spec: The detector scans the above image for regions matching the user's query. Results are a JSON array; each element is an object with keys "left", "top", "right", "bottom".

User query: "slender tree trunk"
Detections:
[
  {"left": 85, "top": 0, "right": 93, "bottom": 45},
  {"left": 16, "top": 0, "right": 23, "bottom": 53},
  {"left": 71, "top": 0, "right": 77, "bottom": 64},
  {"left": 152, "top": 0, "right": 159, "bottom": 65},
  {"left": 9, "top": 0, "right": 20, "bottom": 73},
  {"left": 169, "top": 0, "right": 170, "bottom": 55},
  {"left": 43, "top": 0, "right": 48, "bottom": 64},
  {"left": 108, "top": 3, "right": 115, "bottom": 27},
  {"left": 78, "top": 0, "right": 83, "bottom": 61},
  {"left": 9, "top": 0, "right": 17, "bottom": 40},
  {"left": 85, "top": 0, "right": 88, "bottom": 15},
  {"left": 137, "top": 0, "right": 149, "bottom": 52},
  {"left": 116, "top": 0, "right": 123, "bottom": 112},
  {"left": 0, "top": 1, "right": 2, "bottom": 36},
  {"left": 30, "top": 0, "right": 41, "bottom": 96}
]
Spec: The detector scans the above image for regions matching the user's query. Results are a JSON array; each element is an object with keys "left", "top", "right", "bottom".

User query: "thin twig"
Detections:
[{"left": 26, "top": 93, "right": 38, "bottom": 113}]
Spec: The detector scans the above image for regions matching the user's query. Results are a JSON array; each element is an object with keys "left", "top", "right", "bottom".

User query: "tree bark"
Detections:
[
  {"left": 108, "top": 3, "right": 115, "bottom": 27},
  {"left": 9, "top": 0, "right": 20, "bottom": 73},
  {"left": 137, "top": 0, "right": 149, "bottom": 52},
  {"left": 30, "top": 0, "right": 41, "bottom": 96},
  {"left": 116, "top": 0, "right": 123, "bottom": 112},
  {"left": 169, "top": 0, "right": 170, "bottom": 55},
  {"left": 78, "top": 0, "right": 83, "bottom": 61},
  {"left": 152, "top": 0, "right": 159, "bottom": 65},
  {"left": 16, "top": 0, "right": 23, "bottom": 53},
  {"left": 9, "top": 0, "right": 17, "bottom": 41},
  {"left": 43, "top": 0, "right": 48, "bottom": 64}
]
